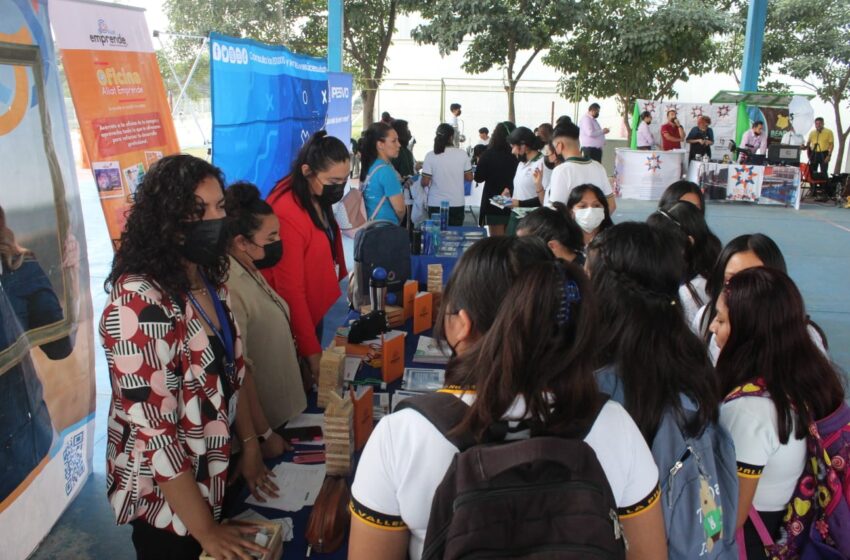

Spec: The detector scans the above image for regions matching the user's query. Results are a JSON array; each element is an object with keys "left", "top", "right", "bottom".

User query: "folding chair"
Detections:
[{"left": 800, "top": 162, "right": 829, "bottom": 201}]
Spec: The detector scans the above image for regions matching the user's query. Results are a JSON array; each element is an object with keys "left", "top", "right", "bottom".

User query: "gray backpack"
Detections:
[{"left": 597, "top": 367, "right": 739, "bottom": 559}]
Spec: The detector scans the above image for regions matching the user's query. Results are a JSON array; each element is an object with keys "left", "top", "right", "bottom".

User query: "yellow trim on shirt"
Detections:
[
  {"left": 618, "top": 484, "right": 661, "bottom": 519},
  {"left": 349, "top": 501, "right": 408, "bottom": 531}
]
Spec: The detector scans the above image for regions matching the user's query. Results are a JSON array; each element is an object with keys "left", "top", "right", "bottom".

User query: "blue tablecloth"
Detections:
[
  {"left": 231, "top": 316, "right": 437, "bottom": 559},
  {"left": 410, "top": 226, "right": 487, "bottom": 286}
]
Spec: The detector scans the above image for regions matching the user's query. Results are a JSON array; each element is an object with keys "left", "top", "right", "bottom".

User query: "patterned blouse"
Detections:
[{"left": 101, "top": 275, "right": 245, "bottom": 535}]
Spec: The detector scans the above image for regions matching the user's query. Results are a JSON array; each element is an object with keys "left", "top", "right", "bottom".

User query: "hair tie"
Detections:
[{"left": 556, "top": 271, "right": 582, "bottom": 327}]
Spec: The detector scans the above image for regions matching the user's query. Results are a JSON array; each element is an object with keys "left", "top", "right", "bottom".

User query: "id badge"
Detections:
[{"left": 227, "top": 391, "right": 239, "bottom": 427}]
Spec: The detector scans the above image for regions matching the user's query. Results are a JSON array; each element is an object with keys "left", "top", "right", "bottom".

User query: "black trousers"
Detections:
[
  {"left": 582, "top": 147, "right": 603, "bottom": 162},
  {"left": 811, "top": 151, "right": 830, "bottom": 181},
  {"left": 428, "top": 205, "right": 465, "bottom": 226},
  {"left": 131, "top": 520, "right": 202, "bottom": 560}
]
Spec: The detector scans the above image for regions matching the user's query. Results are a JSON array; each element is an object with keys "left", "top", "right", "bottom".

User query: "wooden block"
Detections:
[{"left": 317, "top": 349, "right": 345, "bottom": 409}]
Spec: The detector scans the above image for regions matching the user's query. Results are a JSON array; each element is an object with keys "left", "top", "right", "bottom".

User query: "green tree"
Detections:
[
  {"left": 408, "top": 0, "right": 584, "bottom": 122},
  {"left": 760, "top": 0, "right": 850, "bottom": 173},
  {"left": 162, "top": 0, "right": 401, "bottom": 132},
  {"left": 545, "top": 0, "right": 730, "bottom": 133}
]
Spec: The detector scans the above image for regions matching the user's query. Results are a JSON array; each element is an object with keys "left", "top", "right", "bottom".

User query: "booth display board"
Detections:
[
  {"left": 211, "top": 33, "right": 328, "bottom": 197},
  {"left": 614, "top": 148, "right": 687, "bottom": 200},
  {"left": 633, "top": 99, "right": 738, "bottom": 161},
  {"left": 51, "top": 0, "right": 180, "bottom": 249},
  {"left": 687, "top": 161, "right": 802, "bottom": 209},
  {"left": 326, "top": 71, "right": 353, "bottom": 149},
  {"left": 0, "top": 2, "right": 96, "bottom": 558}
]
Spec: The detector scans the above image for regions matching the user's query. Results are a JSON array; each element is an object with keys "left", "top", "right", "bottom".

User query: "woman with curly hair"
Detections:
[{"left": 102, "top": 155, "right": 274, "bottom": 559}]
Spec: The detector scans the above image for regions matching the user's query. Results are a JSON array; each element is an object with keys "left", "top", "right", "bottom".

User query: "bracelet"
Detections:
[
  {"left": 242, "top": 434, "right": 259, "bottom": 444},
  {"left": 259, "top": 428, "right": 273, "bottom": 442}
]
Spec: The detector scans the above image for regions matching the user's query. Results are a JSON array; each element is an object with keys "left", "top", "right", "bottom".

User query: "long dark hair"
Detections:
[
  {"left": 358, "top": 122, "right": 393, "bottom": 182},
  {"left": 517, "top": 203, "right": 584, "bottom": 255},
  {"left": 647, "top": 202, "right": 719, "bottom": 306},
  {"left": 587, "top": 222, "right": 718, "bottom": 441},
  {"left": 0, "top": 205, "right": 30, "bottom": 270},
  {"left": 440, "top": 238, "right": 602, "bottom": 440},
  {"left": 659, "top": 180, "right": 705, "bottom": 215},
  {"left": 268, "top": 131, "right": 350, "bottom": 231},
  {"left": 225, "top": 181, "right": 273, "bottom": 242},
  {"left": 434, "top": 123, "right": 455, "bottom": 155},
  {"left": 700, "top": 233, "right": 786, "bottom": 339},
  {"left": 717, "top": 267, "right": 844, "bottom": 442},
  {"left": 487, "top": 121, "right": 515, "bottom": 153},
  {"left": 566, "top": 184, "right": 614, "bottom": 232},
  {"left": 106, "top": 154, "right": 228, "bottom": 294}
]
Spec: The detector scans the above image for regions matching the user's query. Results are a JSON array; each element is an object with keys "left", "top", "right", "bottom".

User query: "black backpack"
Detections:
[
  {"left": 396, "top": 393, "right": 626, "bottom": 560},
  {"left": 348, "top": 220, "right": 411, "bottom": 308}
]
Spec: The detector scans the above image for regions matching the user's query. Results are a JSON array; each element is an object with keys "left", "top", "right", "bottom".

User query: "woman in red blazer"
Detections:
[{"left": 264, "top": 132, "right": 350, "bottom": 383}]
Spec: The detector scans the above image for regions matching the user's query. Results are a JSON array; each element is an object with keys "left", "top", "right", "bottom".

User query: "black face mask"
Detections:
[
  {"left": 252, "top": 239, "right": 283, "bottom": 269},
  {"left": 516, "top": 153, "right": 528, "bottom": 163},
  {"left": 179, "top": 218, "right": 227, "bottom": 267},
  {"left": 318, "top": 183, "right": 346, "bottom": 205},
  {"left": 544, "top": 158, "right": 557, "bottom": 170}
]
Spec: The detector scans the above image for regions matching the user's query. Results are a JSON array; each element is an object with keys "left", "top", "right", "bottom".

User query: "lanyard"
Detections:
[{"left": 186, "top": 274, "right": 236, "bottom": 386}]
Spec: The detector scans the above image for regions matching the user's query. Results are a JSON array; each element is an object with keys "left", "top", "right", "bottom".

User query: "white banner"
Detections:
[
  {"left": 638, "top": 100, "right": 738, "bottom": 161},
  {"left": 615, "top": 148, "right": 687, "bottom": 200}
]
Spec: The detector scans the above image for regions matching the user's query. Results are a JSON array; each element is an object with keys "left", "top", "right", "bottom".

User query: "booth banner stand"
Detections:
[
  {"left": 687, "top": 161, "right": 802, "bottom": 210},
  {"left": 635, "top": 99, "right": 738, "bottom": 162},
  {"left": 50, "top": 0, "right": 180, "bottom": 250},
  {"left": 210, "top": 33, "right": 328, "bottom": 197},
  {"left": 326, "top": 71, "right": 353, "bottom": 148},
  {"left": 1, "top": 2, "right": 96, "bottom": 558},
  {"left": 614, "top": 148, "right": 687, "bottom": 200}
]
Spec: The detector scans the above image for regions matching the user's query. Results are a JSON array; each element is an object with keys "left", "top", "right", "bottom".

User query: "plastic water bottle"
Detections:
[
  {"left": 369, "top": 267, "right": 388, "bottom": 311},
  {"left": 439, "top": 200, "right": 450, "bottom": 231}
]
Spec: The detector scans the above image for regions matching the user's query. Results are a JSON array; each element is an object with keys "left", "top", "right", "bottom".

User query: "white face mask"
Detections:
[{"left": 573, "top": 207, "right": 605, "bottom": 233}]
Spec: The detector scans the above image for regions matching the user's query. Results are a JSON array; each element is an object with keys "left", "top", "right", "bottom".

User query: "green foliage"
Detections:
[
  {"left": 545, "top": 0, "right": 731, "bottom": 128},
  {"left": 408, "top": 0, "right": 584, "bottom": 119}
]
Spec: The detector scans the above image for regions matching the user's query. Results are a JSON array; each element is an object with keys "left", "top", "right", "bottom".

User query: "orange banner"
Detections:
[{"left": 51, "top": 0, "right": 180, "bottom": 248}]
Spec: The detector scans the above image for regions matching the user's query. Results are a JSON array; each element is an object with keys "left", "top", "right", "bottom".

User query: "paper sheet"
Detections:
[
  {"left": 245, "top": 462, "right": 326, "bottom": 512},
  {"left": 283, "top": 413, "right": 324, "bottom": 429}
]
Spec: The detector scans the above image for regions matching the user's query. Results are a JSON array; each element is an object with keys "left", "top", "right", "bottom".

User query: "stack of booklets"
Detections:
[
  {"left": 413, "top": 335, "right": 451, "bottom": 365},
  {"left": 324, "top": 391, "right": 353, "bottom": 476}
]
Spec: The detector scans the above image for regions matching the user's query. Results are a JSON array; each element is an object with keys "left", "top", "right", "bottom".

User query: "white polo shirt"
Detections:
[
  {"left": 513, "top": 154, "right": 544, "bottom": 201},
  {"left": 351, "top": 392, "right": 660, "bottom": 560},
  {"left": 720, "top": 395, "right": 806, "bottom": 511},
  {"left": 422, "top": 147, "right": 472, "bottom": 207},
  {"left": 547, "top": 156, "right": 612, "bottom": 206}
]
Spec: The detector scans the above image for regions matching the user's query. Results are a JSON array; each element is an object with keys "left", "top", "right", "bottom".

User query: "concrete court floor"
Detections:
[{"left": 26, "top": 177, "right": 850, "bottom": 559}]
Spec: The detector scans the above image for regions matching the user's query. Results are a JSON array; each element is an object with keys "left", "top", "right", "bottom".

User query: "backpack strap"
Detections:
[
  {"left": 363, "top": 163, "right": 390, "bottom": 221},
  {"left": 395, "top": 392, "right": 477, "bottom": 451},
  {"left": 723, "top": 378, "right": 770, "bottom": 404}
]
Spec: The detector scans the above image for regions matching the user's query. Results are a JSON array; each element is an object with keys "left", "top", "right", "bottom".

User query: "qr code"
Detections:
[{"left": 62, "top": 431, "right": 86, "bottom": 496}]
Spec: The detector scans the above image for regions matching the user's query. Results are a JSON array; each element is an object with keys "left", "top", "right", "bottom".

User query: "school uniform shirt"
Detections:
[
  {"left": 547, "top": 156, "right": 612, "bottom": 207},
  {"left": 351, "top": 391, "right": 660, "bottom": 560},
  {"left": 101, "top": 275, "right": 245, "bottom": 534},
  {"left": 720, "top": 395, "right": 806, "bottom": 512},
  {"left": 227, "top": 257, "right": 306, "bottom": 429},
  {"left": 513, "top": 153, "right": 544, "bottom": 201},
  {"left": 678, "top": 275, "right": 708, "bottom": 327},
  {"left": 692, "top": 304, "right": 828, "bottom": 366},
  {"left": 364, "top": 160, "right": 403, "bottom": 224},
  {"left": 422, "top": 147, "right": 472, "bottom": 207}
]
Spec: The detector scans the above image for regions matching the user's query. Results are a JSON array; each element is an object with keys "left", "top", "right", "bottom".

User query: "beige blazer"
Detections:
[{"left": 227, "top": 256, "right": 306, "bottom": 428}]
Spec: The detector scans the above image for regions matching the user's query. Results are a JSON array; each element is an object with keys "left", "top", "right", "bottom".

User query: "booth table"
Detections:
[
  {"left": 614, "top": 148, "right": 688, "bottom": 200},
  {"left": 686, "top": 160, "right": 802, "bottom": 209},
  {"left": 410, "top": 226, "right": 487, "bottom": 285}
]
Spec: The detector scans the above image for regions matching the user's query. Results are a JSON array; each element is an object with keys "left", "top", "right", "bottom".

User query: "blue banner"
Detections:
[
  {"left": 326, "top": 72, "right": 353, "bottom": 149},
  {"left": 210, "top": 33, "right": 328, "bottom": 197}
]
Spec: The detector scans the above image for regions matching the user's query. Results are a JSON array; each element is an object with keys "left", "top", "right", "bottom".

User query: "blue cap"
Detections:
[{"left": 371, "top": 266, "right": 388, "bottom": 281}]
